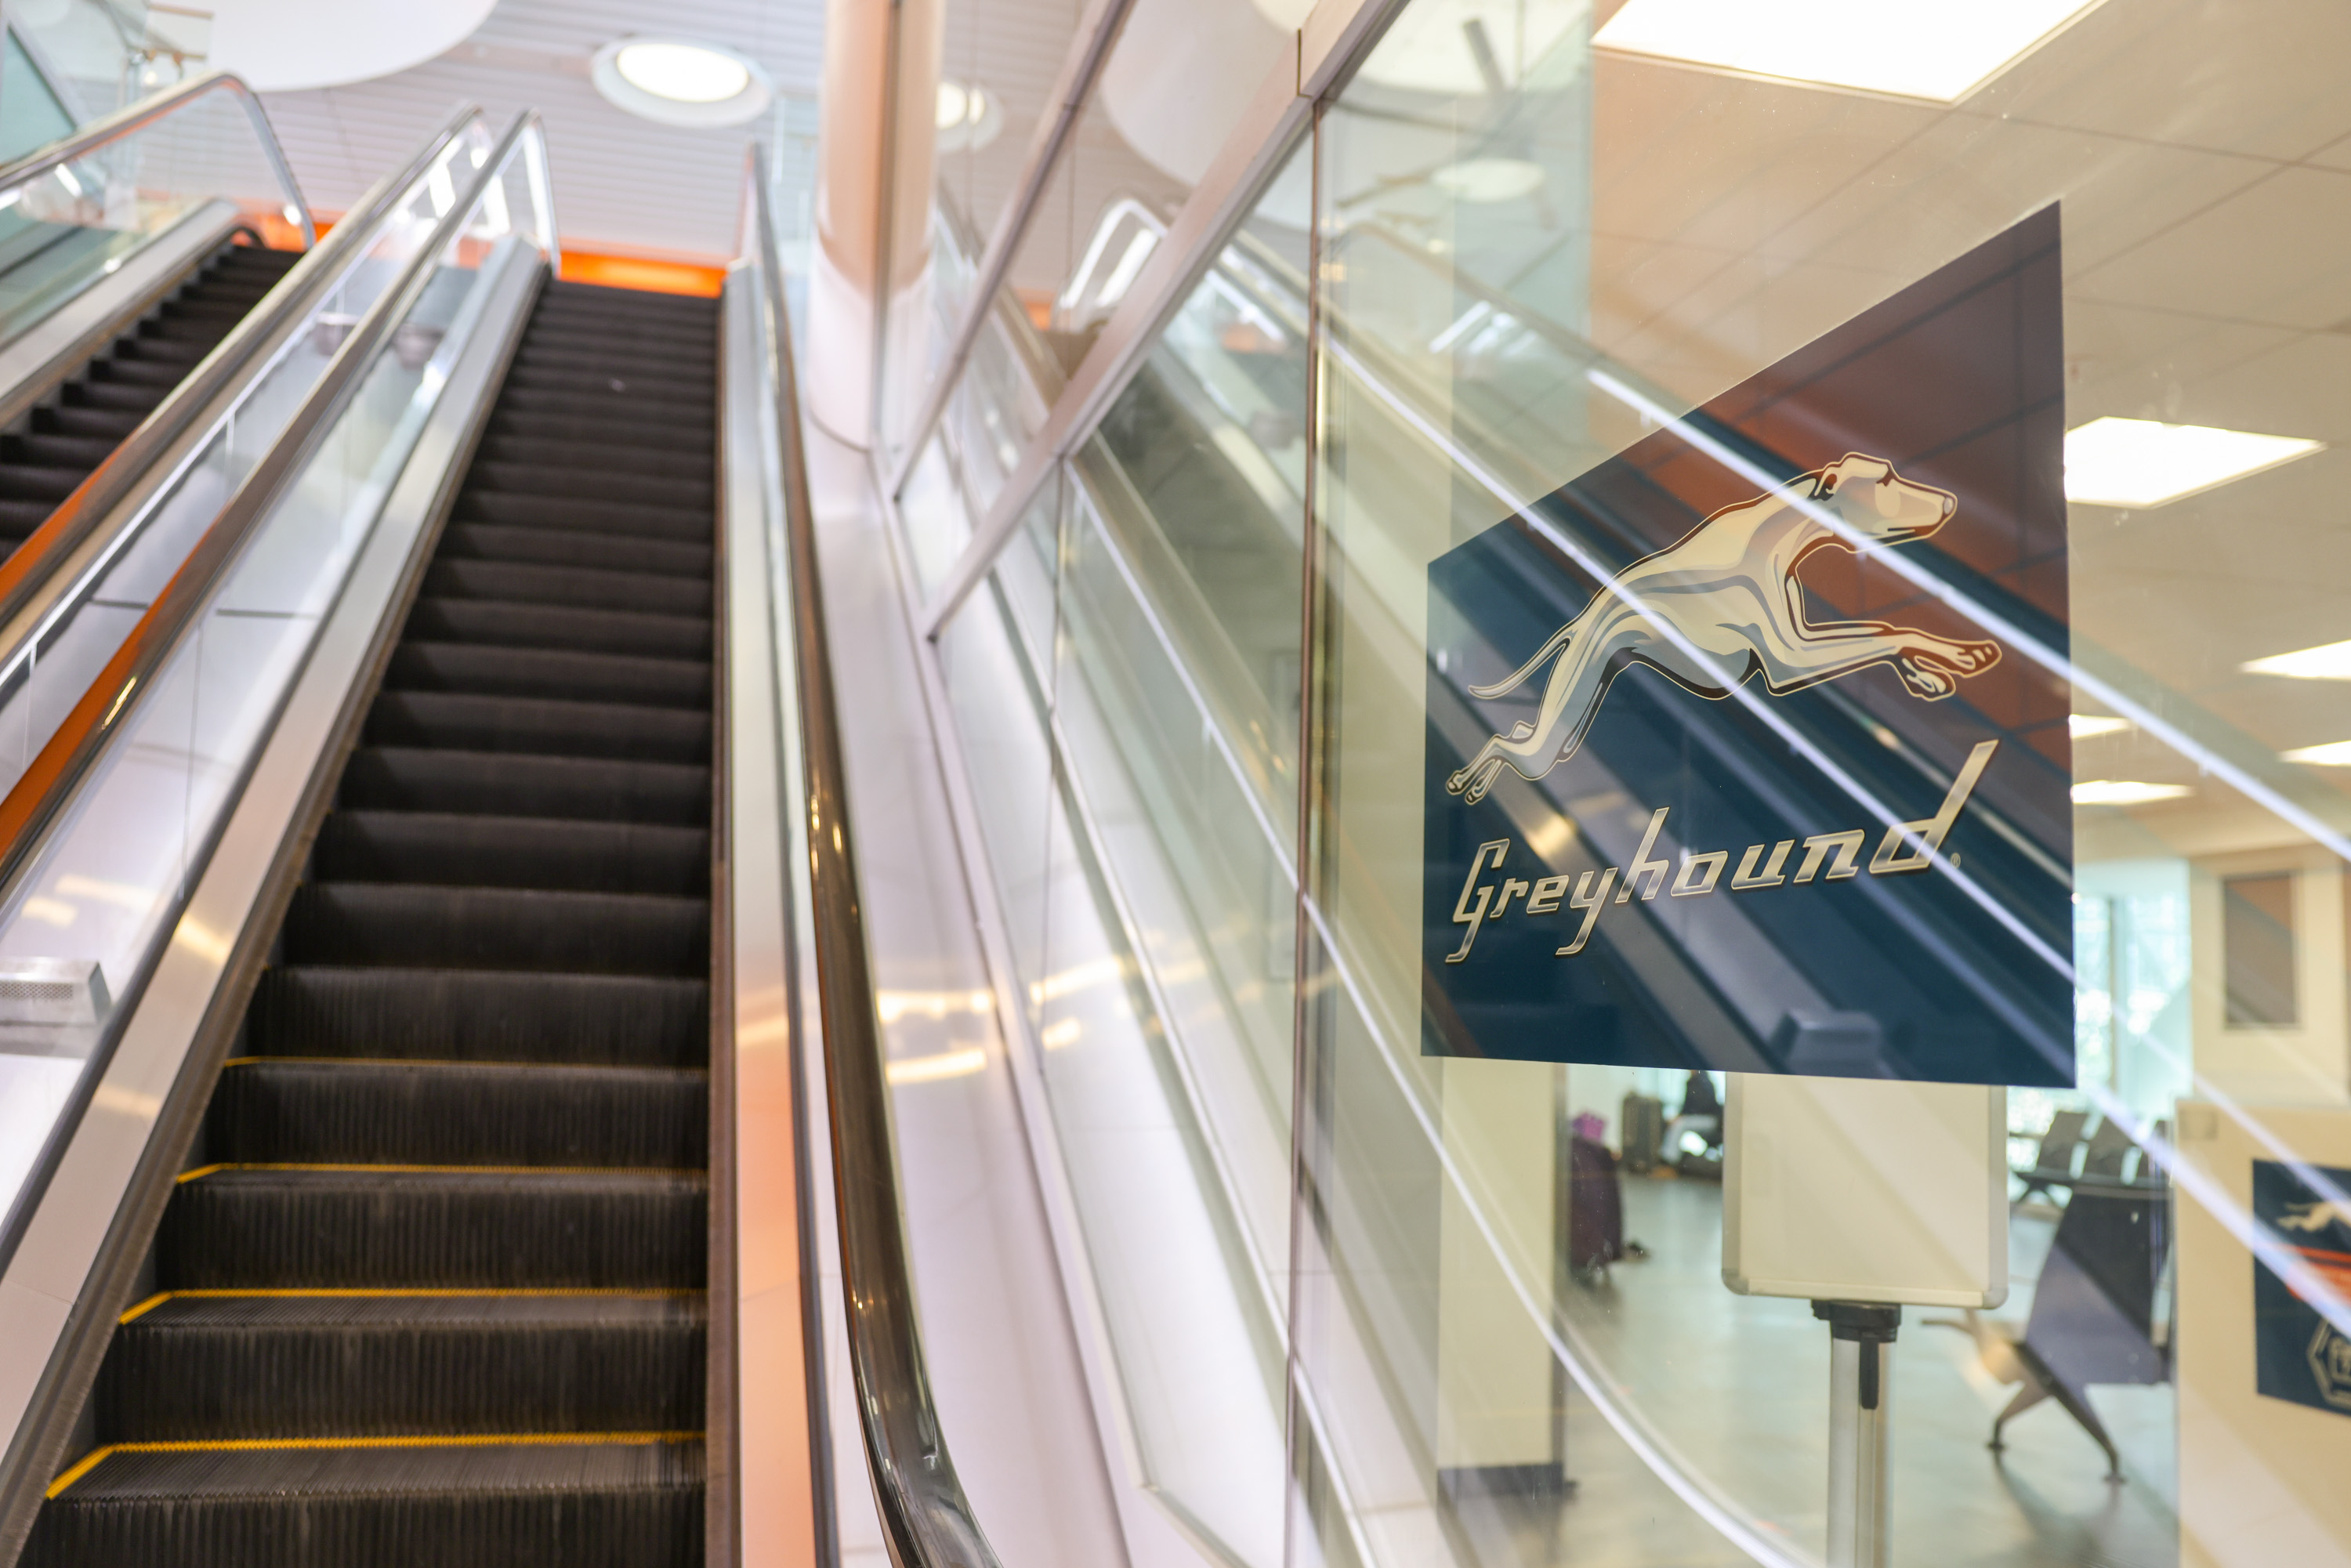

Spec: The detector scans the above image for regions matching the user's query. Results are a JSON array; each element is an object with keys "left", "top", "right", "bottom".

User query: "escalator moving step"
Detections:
[
  {"left": 27, "top": 278, "right": 720, "bottom": 1568},
  {"left": 0, "top": 242, "right": 298, "bottom": 552}
]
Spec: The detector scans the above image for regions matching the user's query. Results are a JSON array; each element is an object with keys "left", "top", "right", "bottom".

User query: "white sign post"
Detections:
[{"left": 1723, "top": 1069, "right": 2009, "bottom": 1568}]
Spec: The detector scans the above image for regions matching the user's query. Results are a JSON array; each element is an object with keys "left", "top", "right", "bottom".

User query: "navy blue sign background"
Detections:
[
  {"left": 2254, "top": 1160, "right": 2351, "bottom": 1418},
  {"left": 1422, "top": 208, "right": 2073, "bottom": 1085}
]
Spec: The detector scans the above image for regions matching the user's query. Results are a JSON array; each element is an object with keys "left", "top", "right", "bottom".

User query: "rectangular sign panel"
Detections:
[
  {"left": 2254, "top": 1158, "right": 2351, "bottom": 1418},
  {"left": 1423, "top": 208, "right": 2073, "bottom": 1085}
]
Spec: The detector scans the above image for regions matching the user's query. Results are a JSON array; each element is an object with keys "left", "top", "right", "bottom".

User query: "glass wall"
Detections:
[
  {"left": 1295, "top": 3, "right": 2351, "bottom": 1567},
  {"left": 875, "top": 1, "right": 2351, "bottom": 1565}
]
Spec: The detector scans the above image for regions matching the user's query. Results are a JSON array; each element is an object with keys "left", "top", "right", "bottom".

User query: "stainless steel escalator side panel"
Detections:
[{"left": 0, "top": 242, "right": 543, "bottom": 1567}]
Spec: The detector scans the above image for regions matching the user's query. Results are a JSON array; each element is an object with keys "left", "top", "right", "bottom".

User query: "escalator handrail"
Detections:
[
  {"left": 749, "top": 150, "right": 1006, "bottom": 1568},
  {"left": 0, "top": 110, "right": 540, "bottom": 909},
  {"left": 0, "top": 68, "right": 317, "bottom": 248},
  {"left": 0, "top": 103, "right": 487, "bottom": 701}
]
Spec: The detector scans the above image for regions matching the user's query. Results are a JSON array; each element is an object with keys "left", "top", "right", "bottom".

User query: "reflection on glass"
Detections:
[{"left": 2223, "top": 873, "right": 2298, "bottom": 1028}]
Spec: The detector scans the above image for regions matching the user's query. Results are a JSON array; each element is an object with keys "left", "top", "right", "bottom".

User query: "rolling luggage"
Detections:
[
  {"left": 1567, "top": 1135, "right": 1625, "bottom": 1279},
  {"left": 1621, "top": 1091, "right": 1664, "bottom": 1175}
]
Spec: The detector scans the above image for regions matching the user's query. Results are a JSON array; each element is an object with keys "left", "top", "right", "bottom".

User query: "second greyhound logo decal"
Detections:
[{"left": 1419, "top": 207, "right": 2074, "bottom": 1087}]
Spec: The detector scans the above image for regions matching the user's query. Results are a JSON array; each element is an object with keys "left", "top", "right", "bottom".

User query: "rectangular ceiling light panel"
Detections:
[
  {"left": 1592, "top": 0, "right": 2103, "bottom": 102},
  {"left": 2064, "top": 416, "right": 2323, "bottom": 509},
  {"left": 2244, "top": 639, "right": 2351, "bottom": 681}
]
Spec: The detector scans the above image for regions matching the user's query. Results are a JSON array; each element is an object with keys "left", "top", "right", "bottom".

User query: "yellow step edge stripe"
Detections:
[
  {"left": 119, "top": 1287, "right": 701, "bottom": 1324},
  {"left": 49, "top": 1432, "right": 703, "bottom": 1499},
  {"left": 176, "top": 1163, "right": 701, "bottom": 1183}
]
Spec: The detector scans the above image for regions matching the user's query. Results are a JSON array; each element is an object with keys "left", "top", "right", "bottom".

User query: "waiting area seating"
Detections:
[{"left": 1935, "top": 1114, "right": 2172, "bottom": 1479}]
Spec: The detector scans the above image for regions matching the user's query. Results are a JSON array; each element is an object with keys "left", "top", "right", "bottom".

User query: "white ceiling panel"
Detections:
[{"left": 256, "top": 0, "right": 828, "bottom": 259}]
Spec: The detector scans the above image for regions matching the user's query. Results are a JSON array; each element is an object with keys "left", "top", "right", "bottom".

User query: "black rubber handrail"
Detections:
[
  {"left": 749, "top": 150, "right": 1005, "bottom": 1568},
  {"left": 0, "top": 103, "right": 485, "bottom": 688},
  {"left": 0, "top": 69, "right": 315, "bottom": 246},
  {"left": 0, "top": 110, "right": 536, "bottom": 905}
]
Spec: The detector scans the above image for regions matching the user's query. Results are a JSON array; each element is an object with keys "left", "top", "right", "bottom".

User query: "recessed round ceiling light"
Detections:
[
  {"left": 935, "top": 80, "right": 1004, "bottom": 154},
  {"left": 618, "top": 41, "right": 749, "bottom": 102},
  {"left": 591, "top": 37, "right": 773, "bottom": 128}
]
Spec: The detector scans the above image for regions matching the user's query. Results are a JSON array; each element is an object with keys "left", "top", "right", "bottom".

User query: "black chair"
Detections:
[
  {"left": 1935, "top": 1118, "right": 2171, "bottom": 1479},
  {"left": 2015, "top": 1109, "right": 2088, "bottom": 1204}
]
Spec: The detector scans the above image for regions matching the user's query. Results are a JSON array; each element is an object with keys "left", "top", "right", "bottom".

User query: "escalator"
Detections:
[
  {"left": 0, "top": 240, "right": 299, "bottom": 549},
  {"left": 23, "top": 278, "right": 719, "bottom": 1566}
]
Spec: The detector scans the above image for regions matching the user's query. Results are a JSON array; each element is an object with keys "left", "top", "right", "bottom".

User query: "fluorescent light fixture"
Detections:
[
  {"left": 1593, "top": 0, "right": 2103, "bottom": 103},
  {"left": 2065, "top": 415, "right": 2322, "bottom": 509},
  {"left": 2069, "top": 715, "right": 2128, "bottom": 740},
  {"left": 885, "top": 1047, "right": 987, "bottom": 1085},
  {"left": 1094, "top": 231, "right": 1157, "bottom": 310},
  {"left": 2244, "top": 639, "right": 2351, "bottom": 681},
  {"left": 1040, "top": 1018, "right": 1084, "bottom": 1049},
  {"left": 591, "top": 38, "right": 771, "bottom": 128},
  {"left": 53, "top": 165, "right": 82, "bottom": 198},
  {"left": 2283, "top": 741, "right": 2351, "bottom": 766},
  {"left": 2073, "top": 780, "right": 2192, "bottom": 806}
]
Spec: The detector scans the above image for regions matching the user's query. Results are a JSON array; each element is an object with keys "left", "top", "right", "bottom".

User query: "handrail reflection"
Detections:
[{"left": 748, "top": 149, "right": 1005, "bottom": 1568}]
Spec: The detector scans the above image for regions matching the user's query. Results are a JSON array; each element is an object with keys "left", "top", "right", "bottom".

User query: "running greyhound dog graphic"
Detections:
[
  {"left": 2281, "top": 1199, "right": 2351, "bottom": 1235},
  {"left": 1447, "top": 453, "right": 2001, "bottom": 805}
]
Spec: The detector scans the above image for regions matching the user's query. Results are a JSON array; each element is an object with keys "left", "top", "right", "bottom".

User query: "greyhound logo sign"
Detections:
[
  {"left": 1446, "top": 454, "right": 1999, "bottom": 806},
  {"left": 1421, "top": 207, "right": 2074, "bottom": 1087}
]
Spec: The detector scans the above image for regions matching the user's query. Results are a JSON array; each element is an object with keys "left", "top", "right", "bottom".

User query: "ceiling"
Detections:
[{"left": 253, "top": 0, "right": 825, "bottom": 259}]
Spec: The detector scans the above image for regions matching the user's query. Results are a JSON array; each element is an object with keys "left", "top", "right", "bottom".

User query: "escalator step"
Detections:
[
  {"left": 422, "top": 558, "right": 713, "bottom": 617},
  {"left": 339, "top": 748, "right": 709, "bottom": 824},
  {"left": 510, "top": 344, "right": 716, "bottom": 378},
  {"left": 314, "top": 811, "right": 708, "bottom": 895},
  {"left": 97, "top": 1293, "right": 705, "bottom": 1439},
  {"left": 42, "top": 407, "right": 143, "bottom": 440},
  {"left": 247, "top": 967, "right": 706, "bottom": 1066},
  {"left": 475, "top": 434, "right": 716, "bottom": 483},
  {"left": 404, "top": 594, "right": 712, "bottom": 658},
  {"left": 25, "top": 1439, "right": 701, "bottom": 1568},
  {"left": 498, "top": 367, "right": 716, "bottom": 407},
  {"left": 366, "top": 690, "right": 710, "bottom": 764},
  {"left": 281, "top": 884, "right": 708, "bottom": 975},
  {"left": 161, "top": 1166, "right": 707, "bottom": 1288},
  {"left": 485, "top": 408, "right": 708, "bottom": 453},
  {"left": 67, "top": 381, "right": 166, "bottom": 413},
  {"left": 10, "top": 431, "right": 120, "bottom": 468},
  {"left": 209, "top": 1059, "right": 707, "bottom": 1166},
  {"left": 465, "top": 459, "right": 713, "bottom": 512},
  {"left": 0, "top": 467, "right": 85, "bottom": 503},
  {"left": 386, "top": 641, "right": 712, "bottom": 708},
  {"left": 96, "top": 358, "right": 192, "bottom": 389},
  {"left": 451, "top": 490, "right": 712, "bottom": 542},
  {"left": 440, "top": 524, "right": 712, "bottom": 581},
  {"left": 488, "top": 386, "right": 713, "bottom": 430}
]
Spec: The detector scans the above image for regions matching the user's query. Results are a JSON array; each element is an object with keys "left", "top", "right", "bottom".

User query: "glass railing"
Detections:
[
  {"left": 0, "top": 70, "right": 315, "bottom": 354},
  {"left": 0, "top": 110, "right": 555, "bottom": 1273},
  {"left": 0, "top": 109, "right": 494, "bottom": 805}
]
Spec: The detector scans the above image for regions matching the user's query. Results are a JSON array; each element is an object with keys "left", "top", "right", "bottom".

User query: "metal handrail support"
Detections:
[
  {"left": 882, "top": 0, "right": 1139, "bottom": 496},
  {"left": 752, "top": 154, "right": 1005, "bottom": 1568},
  {"left": 0, "top": 69, "right": 316, "bottom": 246},
  {"left": 0, "top": 110, "right": 533, "bottom": 904},
  {"left": 0, "top": 104, "right": 484, "bottom": 698}
]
